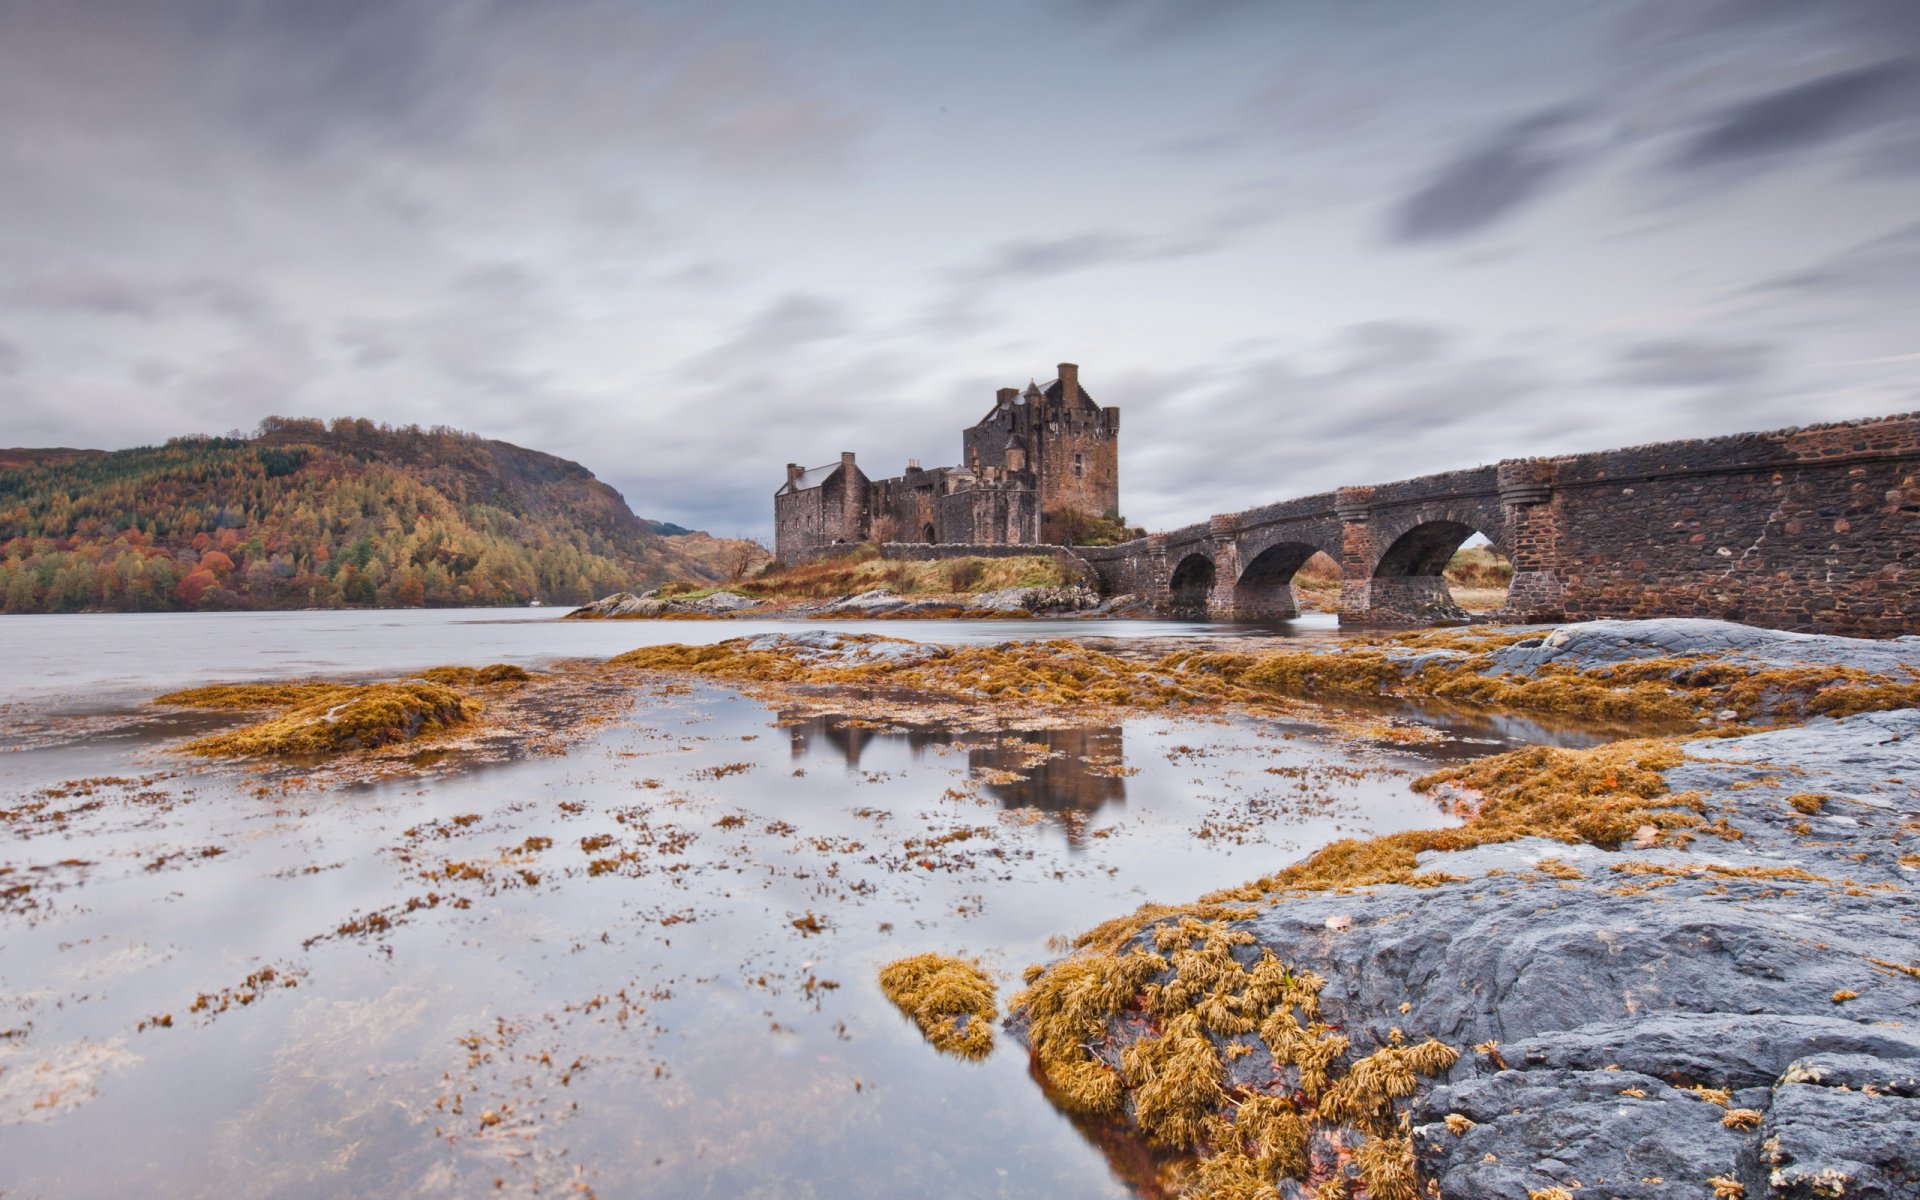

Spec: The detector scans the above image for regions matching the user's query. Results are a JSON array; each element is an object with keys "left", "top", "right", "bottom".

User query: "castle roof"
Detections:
[
  {"left": 1043, "top": 376, "right": 1099, "bottom": 410},
  {"left": 777, "top": 461, "right": 844, "bottom": 495}
]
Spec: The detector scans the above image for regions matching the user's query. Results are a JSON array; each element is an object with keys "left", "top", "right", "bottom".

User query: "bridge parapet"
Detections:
[{"left": 1071, "top": 410, "right": 1920, "bottom": 635}]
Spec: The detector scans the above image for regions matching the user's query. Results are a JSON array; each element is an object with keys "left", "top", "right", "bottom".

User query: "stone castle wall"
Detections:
[{"left": 775, "top": 362, "right": 1119, "bottom": 561}]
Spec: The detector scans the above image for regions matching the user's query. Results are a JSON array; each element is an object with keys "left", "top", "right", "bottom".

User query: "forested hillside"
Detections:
[{"left": 0, "top": 417, "right": 727, "bottom": 612}]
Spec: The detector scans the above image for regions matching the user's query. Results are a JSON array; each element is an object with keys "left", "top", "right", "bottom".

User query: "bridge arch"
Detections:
[
  {"left": 1167, "top": 552, "right": 1216, "bottom": 615},
  {"left": 1234, "top": 540, "right": 1334, "bottom": 620},
  {"left": 1366, "top": 502, "right": 1512, "bottom": 623}
]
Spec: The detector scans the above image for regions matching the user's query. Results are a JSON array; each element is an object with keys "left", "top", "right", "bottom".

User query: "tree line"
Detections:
[{"left": 0, "top": 417, "right": 693, "bottom": 613}]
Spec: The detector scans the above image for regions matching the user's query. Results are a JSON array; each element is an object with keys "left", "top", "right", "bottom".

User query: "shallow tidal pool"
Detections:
[{"left": 0, "top": 612, "right": 1601, "bottom": 1198}]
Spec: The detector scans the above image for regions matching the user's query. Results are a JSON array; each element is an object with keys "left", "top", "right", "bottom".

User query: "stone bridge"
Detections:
[{"left": 1075, "top": 412, "right": 1920, "bottom": 636}]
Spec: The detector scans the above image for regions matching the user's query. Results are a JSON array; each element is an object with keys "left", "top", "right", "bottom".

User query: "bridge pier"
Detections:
[
  {"left": 1204, "top": 514, "right": 1245, "bottom": 620},
  {"left": 1141, "top": 533, "right": 1170, "bottom": 608},
  {"left": 1496, "top": 459, "right": 1564, "bottom": 623}
]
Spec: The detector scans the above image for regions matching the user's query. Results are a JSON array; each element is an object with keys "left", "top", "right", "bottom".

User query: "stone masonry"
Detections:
[{"left": 1074, "top": 411, "right": 1920, "bottom": 636}]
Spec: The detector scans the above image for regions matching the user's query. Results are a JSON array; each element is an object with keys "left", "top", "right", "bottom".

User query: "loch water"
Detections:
[{"left": 1, "top": 610, "right": 1603, "bottom": 1198}]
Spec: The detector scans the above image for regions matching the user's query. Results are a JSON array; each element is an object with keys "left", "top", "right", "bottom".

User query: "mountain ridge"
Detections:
[{"left": 0, "top": 416, "right": 739, "bottom": 612}]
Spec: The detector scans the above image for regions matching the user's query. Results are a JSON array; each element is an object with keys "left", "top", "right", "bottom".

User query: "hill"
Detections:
[{"left": 0, "top": 417, "right": 741, "bottom": 612}]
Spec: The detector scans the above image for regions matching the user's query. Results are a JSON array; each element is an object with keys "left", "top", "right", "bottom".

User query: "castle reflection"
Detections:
[{"left": 780, "top": 712, "right": 1129, "bottom": 839}]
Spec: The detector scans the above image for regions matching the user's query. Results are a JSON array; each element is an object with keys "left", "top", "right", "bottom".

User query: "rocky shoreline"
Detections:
[
  {"left": 565, "top": 583, "right": 1148, "bottom": 619},
  {"left": 1005, "top": 621, "right": 1920, "bottom": 1200}
]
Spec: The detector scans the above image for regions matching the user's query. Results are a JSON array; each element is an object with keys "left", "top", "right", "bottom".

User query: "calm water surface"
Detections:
[{"left": 0, "top": 610, "right": 1578, "bottom": 1198}]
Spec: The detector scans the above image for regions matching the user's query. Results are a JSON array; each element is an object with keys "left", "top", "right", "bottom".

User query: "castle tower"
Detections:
[{"left": 1032, "top": 362, "right": 1120, "bottom": 543}]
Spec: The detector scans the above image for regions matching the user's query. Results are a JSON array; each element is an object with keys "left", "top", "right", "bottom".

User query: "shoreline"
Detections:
[
  {"left": 992, "top": 620, "right": 1920, "bottom": 1200},
  {"left": 104, "top": 615, "right": 1920, "bottom": 1197}
]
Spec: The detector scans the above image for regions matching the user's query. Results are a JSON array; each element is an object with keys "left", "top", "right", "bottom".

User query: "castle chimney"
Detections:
[
  {"left": 786, "top": 462, "right": 804, "bottom": 488},
  {"left": 996, "top": 386, "right": 1018, "bottom": 408},
  {"left": 839, "top": 452, "right": 860, "bottom": 541},
  {"left": 1058, "top": 362, "right": 1080, "bottom": 406}
]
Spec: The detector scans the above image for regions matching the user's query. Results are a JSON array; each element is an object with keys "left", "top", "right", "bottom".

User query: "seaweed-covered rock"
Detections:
[
  {"left": 1012, "top": 708, "right": 1920, "bottom": 1199},
  {"left": 177, "top": 682, "right": 478, "bottom": 757}
]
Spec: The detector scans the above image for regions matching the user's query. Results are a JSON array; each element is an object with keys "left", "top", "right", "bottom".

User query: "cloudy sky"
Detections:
[{"left": 3, "top": 0, "right": 1918, "bottom": 538}]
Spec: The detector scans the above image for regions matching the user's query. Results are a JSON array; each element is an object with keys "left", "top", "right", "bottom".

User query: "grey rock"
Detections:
[
  {"left": 1018, "top": 707, "right": 1920, "bottom": 1198},
  {"left": 828, "top": 588, "right": 909, "bottom": 613},
  {"left": 739, "top": 630, "right": 946, "bottom": 667},
  {"left": 678, "top": 590, "right": 758, "bottom": 613},
  {"left": 1414, "top": 1068, "right": 1748, "bottom": 1200},
  {"left": 970, "top": 585, "right": 1103, "bottom": 613},
  {"left": 1485, "top": 617, "right": 1920, "bottom": 678},
  {"left": 565, "top": 591, "right": 667, "bottom": 618},
  {"left": 1761, "top": 1075, "right": 1920, "bottom": 1198}
]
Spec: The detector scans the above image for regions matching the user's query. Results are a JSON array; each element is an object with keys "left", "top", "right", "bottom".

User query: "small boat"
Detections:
[{"left": 528, "top": 598, "right": 544, "bottom": 607}]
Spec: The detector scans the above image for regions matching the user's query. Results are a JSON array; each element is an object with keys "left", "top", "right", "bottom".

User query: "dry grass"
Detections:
[
  {"left": 876, "top": 953, "right": 998, "bottom": 1060},
  {"left": 658, "top": 550, "right": 1076, "bottom": 602}
]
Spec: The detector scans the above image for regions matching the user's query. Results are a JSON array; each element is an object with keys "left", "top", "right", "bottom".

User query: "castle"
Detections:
[{"left": 774, "top": 362, "right": 1120, "bottom": 563}]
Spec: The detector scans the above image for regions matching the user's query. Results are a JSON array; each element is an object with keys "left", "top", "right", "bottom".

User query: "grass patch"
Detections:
[
  {"left": 877, "top": 953, "right": 998, "bottom": 1060},
  {"left": 656, "top": 550, "right": 1076, "bottom": 602}
]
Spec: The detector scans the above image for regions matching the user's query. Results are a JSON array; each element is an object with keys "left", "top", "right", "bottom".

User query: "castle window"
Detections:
[{"left": 1073, "top": 452, "right": 1084, "bottom": 479}]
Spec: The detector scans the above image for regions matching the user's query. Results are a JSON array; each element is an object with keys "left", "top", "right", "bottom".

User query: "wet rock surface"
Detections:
[
  {"left": 567, "top": 589, "right": 761, "bottom": 617},
  {"left": 569, "top": 584, "right": 1117, "bottom": 619},
  {"left": 1019, "top": 708, "right": 1920, "bottom": 1199},
  {"left": 738, "top": 629, "right": 946, "bottom": 667},
  {"left": 566, "top": 590, "right": 666, "bottom": 617},
  {"left": 1486, "top": 618, "right": 1920, "bottom": 677}
]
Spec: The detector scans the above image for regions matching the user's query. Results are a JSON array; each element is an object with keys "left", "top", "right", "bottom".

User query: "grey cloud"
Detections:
[
  {"left": 1336, "top": 321, "right": 1453, "bottom": 371},
  {"left": 1387, "top": 110, "right": 1585, "bottom": 243},
  {"left": 5, "top": 272, "right": 162, "bottom": 319},
  {"left": 1606, "top": 339, "right": 1775, "bottom": 388},
  {"left": 0, "top": 336, "right": 23, "bottom": 377},
  {"left": 1064, "top": 0, "right": 1268, "bottom": 40},
  {"left": 1119, "top": 330, "right": 1562, "bottom": 524},
  {"left": 1671, "top": 59, "right": 1919, "bottom": 170},
  {"left": 0, "top": 270, "right": 283, "bottom": 325},
  {"left": 1762, "top": 220, "right": 1920, "bottom": 298},
  {"left": 961, "top": 232, "right": 1146, "bottom": 282},
  {"left": 1682, "top": 0, "right": 1920, "bottom": 59},
  {"left": 956, "top": 201, "right": 1280, "bottom": 285},
  {"left": 334, "top": 322, "right": 404, "bottom": 370},
  {"left": 683, "top": 294, "right": 854, "bottom": 376}
]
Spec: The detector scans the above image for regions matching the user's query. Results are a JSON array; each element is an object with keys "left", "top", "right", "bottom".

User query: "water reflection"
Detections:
[{"left": 784, "top": 713, "right": 1129, "bottom": 842}]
